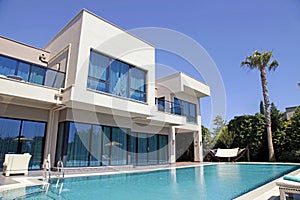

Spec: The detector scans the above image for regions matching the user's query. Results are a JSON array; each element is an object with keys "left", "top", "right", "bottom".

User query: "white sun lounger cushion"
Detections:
[{"left": 215, "top": 148, "right": 239, "bottom": 158}]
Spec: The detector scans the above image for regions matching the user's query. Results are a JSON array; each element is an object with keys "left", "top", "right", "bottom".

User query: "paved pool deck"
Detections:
[{"left": 0, "top": 162, "right": 299, "bottom": 199}]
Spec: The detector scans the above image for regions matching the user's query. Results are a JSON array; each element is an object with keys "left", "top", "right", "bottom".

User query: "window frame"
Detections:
[
  {"left": 87, "top": 49, "right": 147, "bottom": 103},
  {"left": 173, "top": 97, "right": 197, "bottom": 124}
]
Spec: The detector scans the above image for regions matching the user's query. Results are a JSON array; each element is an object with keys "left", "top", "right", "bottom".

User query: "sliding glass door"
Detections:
[
  {"left": 110, "top": 128, "right": 127, "bottom": 165},
  {"left": 56, "top": 121, "right": 169, "bottom": 167},
  {"left": 0, "top": 117, "right": 46, "bottom": 169},
  {"left": 90, "top": 125, "right": 102, "bottom": 166},
  {"left": 66, "top": 123, "right": 90, "bottom": 167}
]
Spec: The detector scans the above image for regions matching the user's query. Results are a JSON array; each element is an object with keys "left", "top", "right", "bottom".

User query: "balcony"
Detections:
[
  {"left": 155, "top": 98, "right": 181, "bottom": 114},
  {"left": 0, "top": 54, "right": 65, "bottom": 89},
  {"left": 155, "top": 98, "right": 197, "bottom": 124}
]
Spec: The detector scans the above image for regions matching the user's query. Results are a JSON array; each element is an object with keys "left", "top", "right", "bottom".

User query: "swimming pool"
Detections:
[{"left": 1, "top": 164, "right": 298, "bottom": 200}]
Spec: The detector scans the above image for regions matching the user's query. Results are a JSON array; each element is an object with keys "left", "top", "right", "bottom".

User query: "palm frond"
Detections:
[
  {"left": 241, "top": 50, "right": 279, "bottom": 71},
  {"left": 268, "top": 60, "right": 279, "bottom": 71}
]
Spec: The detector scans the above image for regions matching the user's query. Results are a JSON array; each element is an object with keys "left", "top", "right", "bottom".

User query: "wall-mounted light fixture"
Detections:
[{"left": 39, "top": 53, "right": 48, "bottom": 64}]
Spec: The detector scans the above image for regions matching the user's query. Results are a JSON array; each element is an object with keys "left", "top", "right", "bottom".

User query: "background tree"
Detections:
[
  {"left": 228, "top": 114, "right": 266, "bottom": 161},
  {"left": 211, "top": 115, "right": 226, "bottom": 147},
  {"left": 212, "top": 116, "right": 225, "bottom": 136},
  {"left": 260, "top": 101, "right": 265, "bottom": 115},
  {"left": 269, "top": 103, "right": 286, "bottom": 160},
  {"left": 202, "top": 125, "right": 212, "bottom": 157},
  {"left": 241, "top": 50, "right": 278, "bottom": 161},
  {"left": 280, "top": 107, "right": 300, "bottom": 162},
  {"left": 216, "top": 127, "right": 235, "bottom": 148}
]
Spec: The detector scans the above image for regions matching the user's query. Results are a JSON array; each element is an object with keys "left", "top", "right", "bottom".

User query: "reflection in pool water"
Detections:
[{"left": 0, "top": 164, "right": 298, "bottom": 200}]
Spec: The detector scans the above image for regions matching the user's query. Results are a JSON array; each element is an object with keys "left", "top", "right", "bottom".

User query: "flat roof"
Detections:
[
  {"left": 45, "top": 9, "right": 154, "bottom": 49},
  {"left": 0, "top": 35, "right": 50, "bottom": 53}
]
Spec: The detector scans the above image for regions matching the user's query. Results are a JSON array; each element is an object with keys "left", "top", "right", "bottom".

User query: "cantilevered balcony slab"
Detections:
[
  {"left": 156, "top": 72, "right": 210, "bottom": 98},
  {"left": 0, "top": 76, "right": 60, "bottom": 109}
]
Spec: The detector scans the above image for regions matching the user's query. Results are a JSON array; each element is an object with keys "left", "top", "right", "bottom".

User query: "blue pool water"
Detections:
[{"left": 1, "top": 164, "right": 298, "bottom": 200}]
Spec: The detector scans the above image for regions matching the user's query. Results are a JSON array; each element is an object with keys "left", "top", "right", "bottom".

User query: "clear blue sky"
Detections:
[{"left": 1, "top": 0, "right": 300, "bottom": 128}]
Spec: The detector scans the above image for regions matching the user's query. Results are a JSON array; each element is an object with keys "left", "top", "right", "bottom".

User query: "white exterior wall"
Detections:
[
  {"left": 70, "top": 10, "right": 155, "bottom": 117},
  {"left": 0, "top": 36, "right": 49, "bottom": 67},
  {"left": 44, "top": 13, "right": 83, "bottom": 88}
]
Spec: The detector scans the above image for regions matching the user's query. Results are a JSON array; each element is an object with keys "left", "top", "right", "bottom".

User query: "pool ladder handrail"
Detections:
[
  {"left": 56, "top": 160, "right": 64, "bottom": 179},
  {"left": 55, "top": 160, "right": 64, "bottom": 195},
  {"left": 42, "top": 155, "right": 51, "bottom": 192}
]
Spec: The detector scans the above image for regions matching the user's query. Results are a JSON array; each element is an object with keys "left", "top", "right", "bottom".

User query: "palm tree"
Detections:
[{"left": 241, "top": 50, "right": 278, "bottom": 161}]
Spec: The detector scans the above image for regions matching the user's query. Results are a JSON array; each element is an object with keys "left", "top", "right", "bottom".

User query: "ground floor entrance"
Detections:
[{"left": 175, "top": 132, "right": 194, "bottom": 162}]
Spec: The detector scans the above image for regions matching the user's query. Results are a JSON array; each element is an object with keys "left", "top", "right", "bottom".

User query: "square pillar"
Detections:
[
  {"left": 193, "top": 130, "right": 203, "bottom": 162},
  {"left": 169, "top": 126, "right": 176, "bottom": 164}
]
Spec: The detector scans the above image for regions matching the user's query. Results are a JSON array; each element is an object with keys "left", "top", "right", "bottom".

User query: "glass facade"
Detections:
[
  {"left": 55, "top": 121, "right": 169, "bottom": 167},
  {"left": 0, "top": 54, "right": 65, "bottom": 88},
  {"left": 173, "top": 98, "right": 197, "bottom": 123},
  {"left": 0, "top": 117, "right": 46, "bottom": 169},
  {"left": 87, "top": 50, "right": 146, "bottom": 102}
]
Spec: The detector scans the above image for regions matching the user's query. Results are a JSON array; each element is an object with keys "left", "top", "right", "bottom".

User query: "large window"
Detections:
[
  {"left": 173, "top": 98, "right": 197, "bottom": 123},
  {"left": 110, "top": 60, "right": 129, "bottom": 98},
  {"left": 130, "top": 67, "right": 146, "bottom": 102},
  {"left": 0, "top": 117, "right": 46, "bottom": 169},
  {"left": 87, "top": 50, "right": 146, "bottom": 102},
  {"left": 87, "top": 51, "right": 109, "bottom": 92},
  {"left": 0, "top": 54, "right": 65, "bottom": 88},
  {"left": 56, "top": 121, "right": 169, "bottom": 167}
]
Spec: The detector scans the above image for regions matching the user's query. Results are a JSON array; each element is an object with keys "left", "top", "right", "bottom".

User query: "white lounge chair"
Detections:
[
  {"left": 209, "top": 147, "right": 248, "bottom": 162},
  {"left": 276, "top": 176, "right": 300, "bottom": 200},
  {"left": 3, "top": 153, "right": 32, "bottom": 176}
]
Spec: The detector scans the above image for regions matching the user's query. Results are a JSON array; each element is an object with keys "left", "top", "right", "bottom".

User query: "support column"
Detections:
[
  {"left": 44, "top": 107, "right": 61, "bottom": 167},
  {"left": 169, "top": 126, "right": 176, "bottom": 164},
  {"left": 194, "top": 126, "right": 203, "bottom": 162}
]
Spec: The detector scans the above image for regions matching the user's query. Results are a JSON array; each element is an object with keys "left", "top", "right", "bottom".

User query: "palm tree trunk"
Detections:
[{"left": 260, "top": 68, "right": 276, "bottom": 161}]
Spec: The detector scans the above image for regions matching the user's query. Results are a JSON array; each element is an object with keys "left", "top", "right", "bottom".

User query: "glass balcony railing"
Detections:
[
  {"left": 155, "top": 98, "right": 197, "bottom": 124},
  {"left": 155, "top": 98, "right": 182, "bottom": 115},
  {"left": 0, "top": 54, "right": 65, "bottom": 89}
]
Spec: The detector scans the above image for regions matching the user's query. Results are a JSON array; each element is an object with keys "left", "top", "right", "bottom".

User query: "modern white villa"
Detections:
[{"left": 0, "top": 9, "right": 210, "bottom": 170}]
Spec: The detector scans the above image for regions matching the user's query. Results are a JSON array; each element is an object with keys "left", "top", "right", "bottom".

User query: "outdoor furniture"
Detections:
[
  {"left": 2, "top": 153, "right": 32, "bottom": 176},
  {"left": 209, "top": 147, "right": 248, "bottom": 162},
  {"left": 276, "top": 176, "right": 300, "bottom": 200}
]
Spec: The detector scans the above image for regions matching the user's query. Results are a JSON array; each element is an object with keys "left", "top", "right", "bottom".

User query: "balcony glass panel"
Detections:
[
  {"left": 0, "top": 56, "right": 16, "bottom": 76},
  {"left": 29, "top": 65, "right": 45, "bottom": 85},
  {"left": 17, "top": 62, "right": 30, "bottom": 81},
  {"left": 44, "top": 69, "right": 65, "bottom": 88},
  {"left": 0, "top": 55, "right": 65, "bottom": 88}
]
